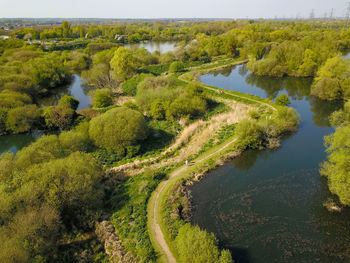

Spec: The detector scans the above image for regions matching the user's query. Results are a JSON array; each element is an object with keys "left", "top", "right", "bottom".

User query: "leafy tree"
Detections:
[
  {"left": 93, "top": 88, "right": 113, "bottom": 108},
  {"left": 0, "top": 91, "right": 32, "bottom": 109},
  {"left": 321, "top": 125, "right": 350, "bottom": 205},
  {"left": 150, "top": 99, "right": 166, "bottom": 120},
  {"left": 89, "top": 107, "right": 148, "bottom": 154},
  {"left": 110, "top": 47, "right": 136, "bottom": 82},
  {"left": 58, "top": 95, "right": 79, "bottom": 110},
  {"left": 0, "top": 108, "right": 8, "bottom": 135},
  {"left": 28, "top": 54, "right": 71, "bottom": 93},
  {"left": 42, "top": 105, "right": 75, "bottom": 130},
  {"left": 6, "top": 105, "right": 40, "bottom": 134},
  {"left": 235, "top": 119, "right": 263, "bottom": 149},
  {"left": 311, "top": 57, "right": 350, "bottom": 100},
  {"left": 169, "top": 61, "right": 185, "bottom": 73},
  {"left": 175, "top": 224, "right": 232, "bottom": 263},
  {"left": 275, "top": 94, "right": 291, "bottom": 105}
]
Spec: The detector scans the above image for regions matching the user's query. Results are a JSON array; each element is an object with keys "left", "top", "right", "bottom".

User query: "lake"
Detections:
[
  {"left": 124, "top": 41, "right": 177, "bottom": 53},
  {"left": 189, "top": 64, "right": 350, "bottom": 263}
]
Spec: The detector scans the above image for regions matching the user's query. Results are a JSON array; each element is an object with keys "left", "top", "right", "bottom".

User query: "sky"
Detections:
[{"left": 0, "top": 0, "right": 347, "bottom": 19}]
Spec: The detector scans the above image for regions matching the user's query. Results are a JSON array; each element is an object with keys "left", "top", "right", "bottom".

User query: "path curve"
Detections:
[
  {"left": 148, "top": 60, "right": 279, "bottom": 263},
  {"left": 148, "top": 137, "right": 237, "bottom": 263}
]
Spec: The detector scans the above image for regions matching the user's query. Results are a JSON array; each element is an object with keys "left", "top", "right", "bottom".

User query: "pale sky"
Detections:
[{"left": 0, "top": 0, "right": 347, "bottom": 19}]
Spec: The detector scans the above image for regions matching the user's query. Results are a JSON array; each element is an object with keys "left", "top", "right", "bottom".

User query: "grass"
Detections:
[{"left": 108, "top": 168, "right": 169, "bottom": 263}]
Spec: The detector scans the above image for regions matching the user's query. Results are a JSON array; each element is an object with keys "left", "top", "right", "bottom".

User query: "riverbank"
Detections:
[{"left": 146, "top": 59, "right": 298, "bottom": 262}]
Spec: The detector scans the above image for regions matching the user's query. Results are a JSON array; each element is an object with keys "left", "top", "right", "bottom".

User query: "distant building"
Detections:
[{"left": 0, "top": 35, "right": 9, "bottom": 40}]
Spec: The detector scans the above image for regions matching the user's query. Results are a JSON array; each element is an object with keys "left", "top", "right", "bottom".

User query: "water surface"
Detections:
[
  {"left": 125, "top": 41, "right": 176, "bottom": 53},
  {"left": 189, "top": 65, "right": 349, "bottom": 263}
]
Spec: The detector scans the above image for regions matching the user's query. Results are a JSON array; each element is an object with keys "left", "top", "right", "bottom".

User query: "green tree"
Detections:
[
  {"left": 169, "top": 61, "right": 185, "bottom": 73},
  {"left": 93, "top": 89, "right": 113, "bottom": 108},
  {"left": 110, "top": 47, "right": 136, "bottom": 82},
  {"left": 175, "top": 224, "right": 232, "bottom": 263},
  {"left": 58, "top": 95, "right": 79, "bottom": 110},
  {"left": 150, "top": 99, "right": 166, "bottom": 120},
  {"left": 275, "top": 94, "right": 291, "bottom": 105},
  {"left": 311, "top": 57, "right": 350, "bottom": 100},
  {"left": 89, "top": 107, "right": 148, "bottom": 154},
  {"left": 6, "top": 105, "right": 40, "bottom": 134},
  {"left": 321, "top": 125, "right": 350, "bottom": 205},
  {"left": 235, "top": 119, "right": 262, "bottom": 149}
]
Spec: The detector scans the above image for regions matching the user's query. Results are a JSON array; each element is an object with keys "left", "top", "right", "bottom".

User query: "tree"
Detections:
[
  {"left": 110, "top": 47, "right": 136, "bottom": 82},
  {"left": 311, "top": 57, "right": 350, "bottom": 100},
  {"left": 175, "top": 224, "right": 232, "bottom": 263},
  {"left": 58, "top": 95, "right": 79, "bottom": 110},
  {"left": 6, "top": 105, "right": 40, "bottom": 134},
  {"left": 150, "top": 99, "right": 166, "bottom": 120},
  {"left": 89, "top": 107, "right": 148, "bottom": 154},
  {"left": 62, "top": 20, "right": 71, "bottom": 38},
  {"left": 93, "top": 89, "right": 113, "bottom": 108},
  {"left": 0, "top": 91, "right": 32, "bottom": 109},
  {"left": 321, "top": 125, "right": 350, "bottom": 205},
  {"left": 235, "top": 119, "right": 262, "bottom": 149},
  {"left": 169, "top": 61, "right": 185, "bottom": 73},
  {"left": 275, "top": 94, "right": 291, "bottom": 105}
]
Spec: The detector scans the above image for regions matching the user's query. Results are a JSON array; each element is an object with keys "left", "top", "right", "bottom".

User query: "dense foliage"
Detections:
[{"left": 89, "top": 107, "right": 149, "bottom": 155}]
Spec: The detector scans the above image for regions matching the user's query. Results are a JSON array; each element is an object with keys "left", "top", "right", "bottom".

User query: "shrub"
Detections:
[
  {"left": 175, "top": 224, "right": 233, "bottom": 263},
  {"left": 0, "top": 90, "right": 32, "bottom": 109},
  {"left": 42, "top": 105, "right": 75, "bottom": 130},
  {"left": 235, "top": 119, "right": 263, "bottom": 149},
  {"left": 150, "top": 99, "right": 166, "bottom": 120},
  {"left": 169, "top": 61, "right": 185, "bottom": 73},
  {"left": 93, "top": 88, "right": 113, "bottom": 108},
  {"left": 275, "top": 94, "right": 291, "bottom": 106},
  {"left": 58, "top": 95, "right": 79, "bottom": 110},
  {"left": 6, "top": 105, "right": 40, "bottom": 134},
  {"left": 89, "top": 107, "right": 148, "bottom": 154},
  {"left": 0, "top": 107, "right": 8, "bottom": 135},
  {"left": 248, "top": 109, "right": 260, "bottom": 119}
]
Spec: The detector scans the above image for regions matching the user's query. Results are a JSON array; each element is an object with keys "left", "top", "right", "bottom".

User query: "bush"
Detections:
[
  {"left": 275, "top": 94, "right": 291, "bottom": 106},
  {"left": 0, "top": 90, "right": 32, "bottom": 109},
  {"left": 321, "top": 125, "right": 350, "bottom": 205},
  {"left": 58, "top": 95, "right": 79, "bottom": 110},
  {"left": 122, "top": 73, "right": 153, "bottom": 96},
  {"left": 175, "top": 224, "right": 233, "bottom": 263},
  {"left": 150, "top": 99, "right": 166, "bottom": 120},
  {"left": 42, "top": 105, "right": 75, "bottom": 130},
  {"left": 169, "top": 61, "right": 185, "bottom": 73},
  {"left": 6, "top": 105, "right": 40, "bottom": 134},
  {"left": 0, "top": 108, "right": 8, "bottom": 135},
  {"left": 93, "top": 88, "right": 113, "bottom": 108},
  {"left": 235, "top": 119, "right": 263, "bottom": 149},
  {"left": 89, "top": 107, "right": 148, "bottom": 154}
]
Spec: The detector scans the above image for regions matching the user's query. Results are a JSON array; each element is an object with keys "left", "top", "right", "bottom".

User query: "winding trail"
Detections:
[
  {"left": 148, "top": 137, "right": 237, "bottom": 263},
  {"left": 147, "top": 60, "right": 278, "bottom": 263}
]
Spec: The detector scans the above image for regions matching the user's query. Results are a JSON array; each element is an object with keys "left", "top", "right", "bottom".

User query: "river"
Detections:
[
  {"left": 0, "top": 41, "right": 177, "bottom": 155},
  {"left": 189, "top": 64, "right": 350, "bottom": 263}
]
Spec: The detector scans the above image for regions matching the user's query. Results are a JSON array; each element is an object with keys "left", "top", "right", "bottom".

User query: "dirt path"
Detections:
[
  {"left": 148, "top": 137, "right": 237, "bottom": 263},
  {"left": 148, "top": 61, "right": 279, "bottom": 263}
]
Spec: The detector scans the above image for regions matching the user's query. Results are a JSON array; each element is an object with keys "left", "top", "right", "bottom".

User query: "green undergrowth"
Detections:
[
  {"left": 109, "top": 168, "right": 169, "bottom": 263},
  {"left": 157, "top": 139, "right": 240, "bottom": 262}
]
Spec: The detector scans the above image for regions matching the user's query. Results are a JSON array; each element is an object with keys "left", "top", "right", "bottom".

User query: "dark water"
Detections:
[
  {"left": 37, "top": 74, "right": 92, "bottom": 110},
  {"left": 189, "top": 65, "right": 350, "bottom": 263},
  {"left": 125, "top": 41, "right": 176, "bottom": 53}
]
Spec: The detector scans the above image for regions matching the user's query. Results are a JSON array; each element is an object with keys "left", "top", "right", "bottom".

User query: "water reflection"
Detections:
[
  {"left": 37, "top": 75, "right": 92, "bottom": 110},
  {"left": 191, "top": 65, "right": 349, "bottom": 263}
]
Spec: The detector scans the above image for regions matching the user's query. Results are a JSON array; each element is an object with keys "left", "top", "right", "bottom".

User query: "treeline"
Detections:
[{"left": 321, "top": 100, "right": 350, "bottom": 206}]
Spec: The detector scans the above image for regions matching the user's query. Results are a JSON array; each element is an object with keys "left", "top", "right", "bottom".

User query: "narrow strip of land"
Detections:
[{"left": 147, "top": 60, "right": 278, "bottom": 263}]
